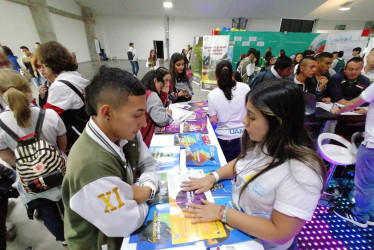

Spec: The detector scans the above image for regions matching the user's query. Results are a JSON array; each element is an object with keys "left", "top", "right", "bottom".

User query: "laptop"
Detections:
[{"left": 303, "top": 92, "right": 316, "bottom": 115}]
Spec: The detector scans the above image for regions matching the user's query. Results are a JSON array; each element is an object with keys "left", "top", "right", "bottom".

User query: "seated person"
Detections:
[
  {"left": 294, "top": 56, "right": 328, "bottom": 101},
  {"left": 181, "top": 80, "right": 325, "bottom": 250},
  {"left": 62, "top": 66, "right": 159, "bottom": 249},
  {"left": 328, "top": 57, "right": 371, "bottom": 104},
  {"left": 99, "top": 49, "right": 109, "bottom": 61},
  {"left": 140, "top": 70, "right": 173, "bottom": 147},
  {"left": 261, "top": 56, "right": 294, "bottom": 83}
]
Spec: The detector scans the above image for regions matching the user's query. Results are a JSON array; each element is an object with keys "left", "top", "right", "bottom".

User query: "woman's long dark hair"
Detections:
[
  {"left": 237, "top": 80, "right": 326, "bottom": 197},
  {"left": 140, "top": 70, "right": 164, "bottom": 95},
  {"left": 169, "top": 53, "right": 188, "bottom": 82},
  {"left": 216, "top": 60, "right": 236, "bottom": 100}
]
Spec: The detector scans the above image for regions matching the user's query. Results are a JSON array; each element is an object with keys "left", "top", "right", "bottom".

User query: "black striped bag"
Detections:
[{"left": 0, "top": 109, "right": 66, "bottom": 194}]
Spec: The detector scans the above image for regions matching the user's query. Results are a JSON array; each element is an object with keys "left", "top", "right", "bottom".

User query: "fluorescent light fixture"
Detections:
[
  {"left": 163, "top": 1, "right": 173, "bottom": 8},
  {"left": 338, "top": 7, "right": 351, "bottom": 11}
]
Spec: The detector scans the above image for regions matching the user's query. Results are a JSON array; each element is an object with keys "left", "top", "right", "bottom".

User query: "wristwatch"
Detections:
[
  {"left": 209, "top": 171, "right": 219, "bottom": 182},
  {"left": 142, "top": 182, "right": 156, "bottom": 201}
]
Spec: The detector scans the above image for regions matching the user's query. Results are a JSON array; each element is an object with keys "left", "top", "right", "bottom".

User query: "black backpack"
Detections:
[
  {"left": 0, "top": 109, "right": 66, "bottom": 194},
  {"left": 249, "top": 70, "right": 268, "bottom": 89},
  {"left": 127, "top": 50, "right": 134, "bottom": 60},
  {"left": 59, "top": 80, "right": 89, "bottom": 149}
]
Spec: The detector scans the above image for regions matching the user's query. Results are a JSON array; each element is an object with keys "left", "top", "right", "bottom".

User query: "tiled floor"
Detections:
[{"left": 5, "top": 60, "right": 373, "bottom": 249}]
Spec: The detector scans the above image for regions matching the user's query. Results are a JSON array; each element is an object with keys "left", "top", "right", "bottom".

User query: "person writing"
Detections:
[{"left": 181, "top": 80, "right": 326, "bottom": 249}]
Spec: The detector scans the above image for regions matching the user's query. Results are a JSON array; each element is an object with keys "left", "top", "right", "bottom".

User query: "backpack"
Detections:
[
  {"left": 59, "top": 80, "right": 89, "bottom": 149},
  {"left": 249, "top": 70, "right": 268, "bottom": 89},
  {"left": 127, "top": 50, "right": 134, "bottom": 60},
  {"left": 334, "top": 58, "right": 345, "bottom": 73},
  {"left": 0, "top": 109, "right": 66, "bottom": 194}
]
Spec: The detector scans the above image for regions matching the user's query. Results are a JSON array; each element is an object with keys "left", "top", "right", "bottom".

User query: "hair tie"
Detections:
[{"left": 222, "top": 66, "right": 229, "bottom": 71}]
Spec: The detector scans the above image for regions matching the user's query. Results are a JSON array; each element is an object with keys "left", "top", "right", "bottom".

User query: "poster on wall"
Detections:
[{"left": 201, "top": 35, "right": 230, "bottom": 90}]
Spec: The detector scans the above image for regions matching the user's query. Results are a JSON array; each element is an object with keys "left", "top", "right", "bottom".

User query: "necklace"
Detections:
[{"left": 234, "top": 150, "right": 269, "bottom": 182}]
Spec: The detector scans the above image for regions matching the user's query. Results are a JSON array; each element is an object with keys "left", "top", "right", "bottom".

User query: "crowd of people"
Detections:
[{"left": 0, "top": 40, "right": 373, "bottom": 250}]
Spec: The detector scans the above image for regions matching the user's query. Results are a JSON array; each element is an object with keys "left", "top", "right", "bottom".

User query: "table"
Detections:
[{"left": 121, "top": 103, "right": 263, "bottom": 250}]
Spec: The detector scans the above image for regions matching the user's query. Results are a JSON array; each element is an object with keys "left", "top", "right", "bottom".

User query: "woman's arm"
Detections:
[
  {"left": 209, "top": 115, "right": 218, "bottom": 126},
  {"left": 57, "top": 135, "right": 67, "bottom": 152},
  {"left": 185, "top": 201, "right": 305, "bottom": 244},
  {"left": 181, "top": 158, "right": 237, "bottom": 194},
  {"left": 0, "top": 149, "right": 16, "bottom": 168},
  {"left": 147, "top": 93, "right": 173, "bottom": 126}
]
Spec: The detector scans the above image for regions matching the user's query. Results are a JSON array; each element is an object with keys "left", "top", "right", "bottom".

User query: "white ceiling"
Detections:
[{"left": 74, "top": 0, "right": 373, "bottom": 22}]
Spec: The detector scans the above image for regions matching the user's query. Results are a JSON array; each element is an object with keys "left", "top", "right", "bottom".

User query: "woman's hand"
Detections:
[
  {"left": 39, "top": 85, "right": 48, "bottom": 99},
  {"left": 177, "top": 90, "right": 188, "bottom": 97},
  {"left": 322, "top": 97, "right": 331, "bottom": 104},
  {"left": 353, "top": 107, "right": 367, "bottom": 115},
  {"left": 180, "top": 175, "right": 216, "bottom": 194},
  {"left": 183, "top": 199, "right": 221, "bottom": 223}
]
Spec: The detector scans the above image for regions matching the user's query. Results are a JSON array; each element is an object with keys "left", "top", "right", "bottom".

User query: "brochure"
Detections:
[
  {"left": 168, "top": 104, "right": 194, "bottom": 122},
  {"left": 204, "top": 197, "right": 254, "bottom": 247},
  {"left": 183, "top": 120, "right": 208, "bottom": 134},
  {"left": 149, "top": 146, "right": 180, "bottom": 170},
  {"left": 175, "top": 81, "right": 193, "bottom": 96},
  {"left": 188, "top": 101, "right": 208, "bottom": 108},
  {"left": 148, "top": 171, "right": 170, "bottom": 205},
  {"left": 185, "top": 110, "right": 207, "bottom": 122},
  {"left": 186, "top": 145, "right": 220, "bottom": 167},
  {"left": 167, "top": 170, "right": 227, "bottom": 244},
  {"left": 186, "top": 166, "right": 232, "bottom": 197},
  {"left": 154, "top": 120, "right": 180, "bottom": 134},
  {"left": 129, "top": 203, "right": 195, "bottom": 249},
  {"left": 174, "top": 133, "right": 204, "bottom": 147}
]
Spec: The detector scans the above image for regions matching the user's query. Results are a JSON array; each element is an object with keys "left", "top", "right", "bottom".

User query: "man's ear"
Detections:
[{"left": 99, "top": 104, "right": 112, "bottom": 120}]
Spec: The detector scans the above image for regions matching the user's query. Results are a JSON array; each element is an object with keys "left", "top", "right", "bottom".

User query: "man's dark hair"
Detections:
[
  {"left": 303, "top": 50, "right": 315, "bottom": 57},
  {"left": 1, "top": 46, "right": 14, "bottom": 56},
  {"left": 247, "top": 48, "right": 256, "bottom": 56},
  {"left": 85, "top": 66, "right": 146, "bottom": 116},
  {"left": 20, "top": 46, "right": 29, "bottom": 51},
  {"left": 346, "top": 56, "right": 364, "bottom": 67},
  {"left": 332, "top": 51, "right": 338, "bottom": 55},
  {"left": 274, "top": 56, "right": 292, "bottom": 70},
  {"left": 35, "top": 42, "right": 40, "bottom": 45},
  {"left": 316, "top": 52, "right": 333, "bottom": 61},
  {"left": 338, "top": 51, "right": 344, "bottom": 57},
  {"left": 296, "top": 56, "right": 317, "bottom": 75},
  {"left": 353, "top": 47, "right": 361, "bottom": 54},
  {"left": 129, "top": 42, "right": 134, "bottom": 46}
]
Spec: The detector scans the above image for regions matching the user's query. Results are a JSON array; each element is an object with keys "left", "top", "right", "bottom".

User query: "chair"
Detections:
[{"left": 317, "top": 133, "right": 357, "bottom": 190}]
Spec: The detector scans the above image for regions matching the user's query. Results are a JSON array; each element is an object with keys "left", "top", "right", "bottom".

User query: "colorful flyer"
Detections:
[
  {"left": 148, "top": 171, "right": 170, "bottom": 205},
  {"left": 154, "top": 120, "right": 180, "bottom": 134},
  {"left": 205, "top": 197, "right": 254, "bottom": 247},
  {"left": 185, "top": 145, "right": 220, "bottom": 167},
  {"left": 188, "top": 101, "right": 208, "bottom": 108},
  {"left": 185, "top": 111, "right": 208, "bottom": 122},
  {"left": 183, "top": 120, "right": 208, "bottom": 134},
  {"left": 167, "top": 170, "right": 227, "bottom": 244},
  {"left": 174, "top": 133, "right": 204, "bottom": 147},
  {"left": 149, "top": 146, "right": 180, "bottom": 170},
  {"left": 129, "top": 203, "right": 195, "bottom": 249}
]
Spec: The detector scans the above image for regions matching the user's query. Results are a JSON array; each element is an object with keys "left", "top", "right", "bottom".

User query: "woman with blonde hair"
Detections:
[{"left": 0, "top": 69, "right": 68, "bottom": 246}]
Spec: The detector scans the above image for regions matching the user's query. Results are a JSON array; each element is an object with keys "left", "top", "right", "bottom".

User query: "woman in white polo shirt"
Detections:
[
  {"left": 182, "top": 81, "right": 326, "bottom": 250},
  {"left": 208, "top": 60, "right": 250, "bottom": 162}
]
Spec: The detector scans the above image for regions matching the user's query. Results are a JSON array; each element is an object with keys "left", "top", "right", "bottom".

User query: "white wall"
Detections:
[
  {"left": 314, "top": 20, "right": 365, "bottom": 31},
  {"left": 95, "top": 16, "right": 232, "bottom": 60},
  {"left": 95, "top": 15, "right": 165, "bottom": 60},
  {"left": 50, "top": 14, "right": 91, "bottom": 62},
  {"left": 0, "top": 1, "right": 40, "bottom": 58}
]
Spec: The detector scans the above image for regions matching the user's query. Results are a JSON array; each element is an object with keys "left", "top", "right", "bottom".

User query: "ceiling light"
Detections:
[
  {"left": 338, "top": 7, "right": 351, "bottom": 11},
  {"left": 338, "top": 1, "right": 352, "bottom": 11},
  {"left": 163, "top": 1, "right": 173, "bottom": 8}
]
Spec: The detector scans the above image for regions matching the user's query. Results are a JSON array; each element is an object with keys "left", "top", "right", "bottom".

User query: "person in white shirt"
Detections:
[
  {"left": 128, "top": 42, "right": 139, "bottom": 76},
  {"left": 182, "top": 80, "right": 325, "bottom": 250},
  {"left": 208, "top": 60, "right": 250, "bottom": 162},
  {"left": 362, "top": 48, "right": 374, "bottom": 83},
  {"left": 331, "top": 82, "right": 374, "bottom": 228},
  {"left": 0, "top": 69, "right": 67, "bottom": 246}
]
